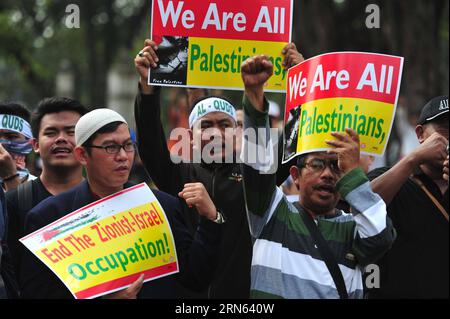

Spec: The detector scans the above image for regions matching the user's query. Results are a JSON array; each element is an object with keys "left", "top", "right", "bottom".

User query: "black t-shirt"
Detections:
[
  {"left": 5, "top": 178, "right": 52, "bottom": 278},
  {"left": 366, "top": 167, "right": 449, "bottom": 299}
]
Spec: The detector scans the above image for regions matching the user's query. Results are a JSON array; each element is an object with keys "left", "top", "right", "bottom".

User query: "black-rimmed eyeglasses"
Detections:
[
  {"left": 300, "top": 158, "right": 342, "bottom": 176},
  {"left": 86, "top": 142, "right": 136, "bottom": 154}
]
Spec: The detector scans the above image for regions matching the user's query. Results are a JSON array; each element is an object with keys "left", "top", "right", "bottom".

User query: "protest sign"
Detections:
[
  {"left": 20, "top": 183, "right": 178, "bottom": 299},
  {"left": 149, "top": 0, "right": 293, "bottom": 92},
  {"left": 283, "top": 52, "right": 404, "bottom": 163}
]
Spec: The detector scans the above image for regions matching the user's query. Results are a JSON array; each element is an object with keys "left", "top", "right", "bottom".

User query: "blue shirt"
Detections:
[
  {"left": 0, "top": 187, "right": 6, "bottom": 298},
  {"left": 0, "top": 187, "right": 5, "bottom": 242}
]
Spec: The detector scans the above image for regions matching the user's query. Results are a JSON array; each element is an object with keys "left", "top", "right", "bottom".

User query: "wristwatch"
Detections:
[{"left": 213, "top": 210, "right": 226, "bottom": 224}]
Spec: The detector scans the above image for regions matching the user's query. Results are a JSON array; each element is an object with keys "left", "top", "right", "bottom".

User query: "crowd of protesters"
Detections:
[{"left": 0, "top": 39, "right": 448, "bottom": 299}]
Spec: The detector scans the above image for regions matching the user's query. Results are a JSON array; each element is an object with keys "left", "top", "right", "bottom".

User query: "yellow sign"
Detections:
[
  {"left": 20, "top": 184, "right": 178, "bottom": 299},
  {"left": 150, "top": 0, "right": 293, "bottom": 92},
  {"left": 283, "top": 52, "right": 404, "bottom": 163},
  {"left": 297, "top": 98, "right": 394, "bottom": 156},
  {"left": 187, "top": 37, "right": 288, "bottom": 91}
]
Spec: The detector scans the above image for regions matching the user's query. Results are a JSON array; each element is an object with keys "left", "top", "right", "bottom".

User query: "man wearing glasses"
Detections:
[
  {"left": 20, "top": 108, "right": 222, "bottom": 299},
  {"left": 240, "top": 55, "right": 396, "bottom": 299}
]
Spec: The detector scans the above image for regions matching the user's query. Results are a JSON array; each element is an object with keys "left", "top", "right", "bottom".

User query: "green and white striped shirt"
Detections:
[{"left": 241, "top": 96, "right": 396, "bottom": 299}]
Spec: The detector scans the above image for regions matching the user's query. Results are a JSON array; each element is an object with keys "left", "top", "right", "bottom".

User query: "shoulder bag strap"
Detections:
[
  {"left": 294, "top": 202, "right": 349, "bottom": 299},
  {"left": 411, "top": 176, "right": 449, "bottom": 222}
]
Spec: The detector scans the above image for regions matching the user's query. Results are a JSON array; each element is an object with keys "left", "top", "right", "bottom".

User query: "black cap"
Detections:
[{"left": 417, "top": 95, "right": 449, "bottom": 125}]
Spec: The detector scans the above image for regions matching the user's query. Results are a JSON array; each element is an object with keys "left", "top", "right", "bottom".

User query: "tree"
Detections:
[
  {"left": 0, "top": 0, "right": 448, "bottom": 119},
  {"left": 294, "top": 0, "right": 449, "bottom": 110},
  {"left": 0, "top": 0, "right": 150, "bottom": 107}
]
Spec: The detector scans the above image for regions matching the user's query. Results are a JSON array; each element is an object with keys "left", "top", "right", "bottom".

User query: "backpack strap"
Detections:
[{"left": 17, "top": 180, "right": 34, "bottom": 223}]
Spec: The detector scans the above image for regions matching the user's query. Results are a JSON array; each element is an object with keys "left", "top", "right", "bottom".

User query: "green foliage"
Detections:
[
  {"left": 0, "top": 0, "right": 149, "bottom": 107},
  {"left": 0, "top": 0, "right": 448, "bottom": 112}
]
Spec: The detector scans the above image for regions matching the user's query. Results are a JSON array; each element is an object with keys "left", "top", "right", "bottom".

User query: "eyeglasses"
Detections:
[
  {"left": 86, "top": 142, "right": 136, "bottom": 154},
  {"left": 301, "top": 158, "right": 342, "bottom": 175}
]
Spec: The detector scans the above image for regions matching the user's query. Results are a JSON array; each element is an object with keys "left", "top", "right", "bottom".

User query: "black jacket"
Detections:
[
  {"left": 19, "top": 180, "right": 222, "bottom": 299},
  {"left": 135, "top": 89, "right": 254, "bottom": 298},
  {"left": 135, "top": 88, "right": 292, "bottom": 298}
]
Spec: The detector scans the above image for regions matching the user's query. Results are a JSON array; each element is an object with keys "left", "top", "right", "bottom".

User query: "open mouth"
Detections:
[
  {"left": 115, "top": 166, "right": 129, "bottom": 173},
  {"left": 52, "top": 147, "right": 72, "bottom": 155},
  {"left": 314, "top": 184, "right": 336, "bottom": 195}
]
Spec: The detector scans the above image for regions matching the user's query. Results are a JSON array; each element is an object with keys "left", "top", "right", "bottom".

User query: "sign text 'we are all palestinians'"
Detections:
[
  {"left": 283, "top": 52, "right": 404, "bottom": 163},
  {"left": 149, "top": 0, "right": 293, "bottom": 92}
]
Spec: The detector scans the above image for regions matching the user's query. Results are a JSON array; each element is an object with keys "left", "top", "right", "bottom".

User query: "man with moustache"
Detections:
[
  {"left": 134, "top": 39, "right": 303, "bottom": 298},
  {"left": 240, "top": 55, "right": 396, "bottom": 299}
]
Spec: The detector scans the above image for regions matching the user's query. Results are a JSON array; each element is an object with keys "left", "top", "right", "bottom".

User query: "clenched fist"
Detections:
[
  {"left": 179, "top": 183, "right": 217, "bottom": 221},
  {"left": 241, "top": 55, "right": 274, "bottom": 111}
]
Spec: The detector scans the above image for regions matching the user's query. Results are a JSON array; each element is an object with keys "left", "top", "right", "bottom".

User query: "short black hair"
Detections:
[
  {"left": 82, "top": 121, "right": 125, "bottom": 155},
  {"left": 31, "top": 97, "right": 88, "bottom": 138},
  {"left": 0, "top": 101, "right": 31, "bottom": 122},
  {"left": 296, "top": 154, "right": 308, "bottom": 170}
]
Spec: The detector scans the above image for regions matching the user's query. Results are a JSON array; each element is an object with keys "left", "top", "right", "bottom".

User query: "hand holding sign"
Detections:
[
  {"left": 103, "top": 274, "right": 144, "bottom": 299},
  {"left": 326, "top": 128, "right": 361, "bottom": 175},
  {"left": 135, "top": 39, "right": 159, "bottom": 94},
  {"left": 178, "top": 183, "right": 217, "bottom": 221},
  {"left": 282, "top": 43, "right": 304, "bottom": 70}
]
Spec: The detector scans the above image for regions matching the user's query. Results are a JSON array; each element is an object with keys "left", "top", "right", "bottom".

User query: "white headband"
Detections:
[
  {"left": 189, "top": 97, "right": 237, "bottom": 128},
  {"left": 0, "top": 114, "right": 33, "bottom": 139}
]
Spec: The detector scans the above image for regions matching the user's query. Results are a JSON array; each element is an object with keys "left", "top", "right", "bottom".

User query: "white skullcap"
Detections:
[
  {"left": 189, "top": 97, "right": 237, "bottom": 128},
  {"left": 75, "top": 108, "right": 127, "bottom": 146}
]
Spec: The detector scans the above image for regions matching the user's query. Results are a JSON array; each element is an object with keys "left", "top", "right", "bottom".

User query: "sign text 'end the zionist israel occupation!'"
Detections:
[{"left": 20, "top": 184, "right": 178, "bottom": 299}]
